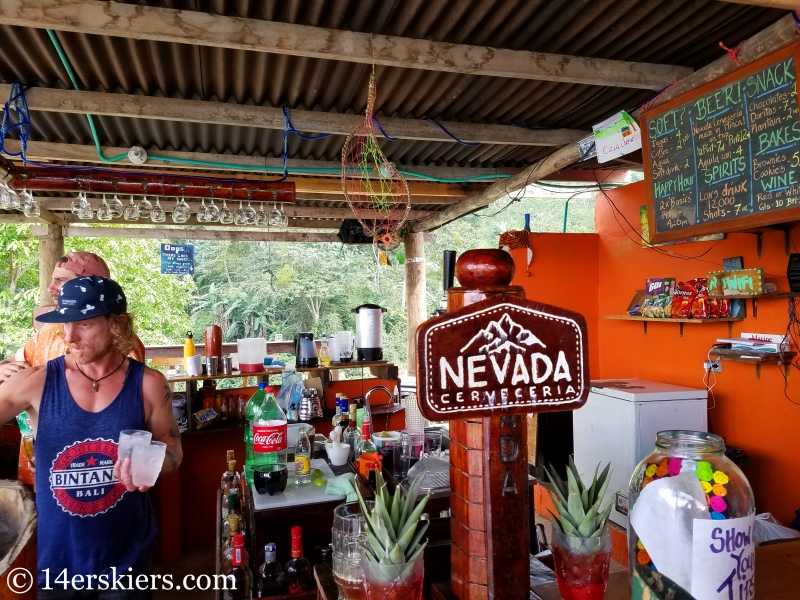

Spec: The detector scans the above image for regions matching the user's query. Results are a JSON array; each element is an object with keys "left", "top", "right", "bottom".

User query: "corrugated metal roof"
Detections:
[{"left": 0, "top": 0, "right": 787, "bottom": 189}]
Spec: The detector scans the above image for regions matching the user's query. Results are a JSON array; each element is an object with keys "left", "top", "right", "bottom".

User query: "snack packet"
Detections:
[
  {"left": 672, "top": 281, "right": 697, "bottom": 318},
  {"left": 192, "top": 407, "right": 218, "bottom": 429},
  {"left": 691, "top": 278, "right": 709, "bottom": 319}
]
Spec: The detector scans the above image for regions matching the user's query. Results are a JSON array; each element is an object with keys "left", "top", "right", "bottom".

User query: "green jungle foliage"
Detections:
[{"left": 0, "top": 193, "right": 595, "bottom": 370}]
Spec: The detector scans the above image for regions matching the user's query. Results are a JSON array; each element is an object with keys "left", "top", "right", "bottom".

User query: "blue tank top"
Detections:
[{"left": 35, "top": 357, "right": 157, "bottom": 584}]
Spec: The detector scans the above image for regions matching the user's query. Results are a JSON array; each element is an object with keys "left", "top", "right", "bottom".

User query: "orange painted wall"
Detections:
[
  {"left": 594, "top": 181, "right": 800, "bottom": 524},
  {"left": 512, "top": 181, "right": 800, "bottom": 526},
  {"left": 509, "top": 234, "right": 600, "bottom": 378}
]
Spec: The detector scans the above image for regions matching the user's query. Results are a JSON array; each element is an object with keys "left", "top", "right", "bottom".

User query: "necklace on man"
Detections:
[{"left": 74, "top": 357, "right": 126, "bottom": 392}]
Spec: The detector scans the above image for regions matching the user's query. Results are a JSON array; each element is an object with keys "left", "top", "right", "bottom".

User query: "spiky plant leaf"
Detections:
[
  {"left": 587, "top": 464, "right": 599, "bottom": 507},
  {"left": 569, "top": 456, "right": 584, "bottom": 494},
  {"left": 547, "top": 509, "right": 565, "bottom": 534},
  {"left": 567, "top": 489, "right": 585, "bottom": 524},
  {"left": 595, "top": 463, "right": 611, "bottom": 502},
  {"left": 405, "top": 522, "right": 429, "bottom": 559},
  {"left": 548, "top": 493, "right": 579, "bottom": 530},
  {"left": 581, "top": 488, "right": 590, "bottom": 512},
  {"left": 390, "top": 485, "right": 402, "bottom": 530},
  {"left": 546, "top": 463, "right": 569, "bottom": 503}
]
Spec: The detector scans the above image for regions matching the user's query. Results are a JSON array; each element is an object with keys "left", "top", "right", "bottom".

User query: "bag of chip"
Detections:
[
  {"left": 691, "top": 278, "right": 709, "bottom": 319},
  {"left": 671, "top": 281, "right": 697, "bottom": 318},
  {"left": 662, "top": 294, "right": 673, "bottom": 318},
  {"left": 642, "top": 297, "right": 657, "bottom": 318},
  {"left": 652, "top": 295, "right": 668, "bottom": 318}
]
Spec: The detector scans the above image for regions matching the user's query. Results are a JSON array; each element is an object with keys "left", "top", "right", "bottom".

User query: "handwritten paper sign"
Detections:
[
  {"left": 593, "top": 110, "right": 642, "bottom": 163},
  {"left": 415, "top": 295, "right": 590, "bottom": 420},
  {"left": 707, "top": 268, "right": 763, "bottom": 296},
  {"left": 160, "top": 243, "right": 194, "bottom": 275},
  {"left": 691, "top": 514, "right": 755, "bottom": 600}
]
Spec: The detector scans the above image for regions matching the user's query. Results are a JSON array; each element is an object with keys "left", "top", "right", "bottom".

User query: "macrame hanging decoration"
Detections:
[{"left": 341, "top": 68, "right": 411, "bottom": 250}]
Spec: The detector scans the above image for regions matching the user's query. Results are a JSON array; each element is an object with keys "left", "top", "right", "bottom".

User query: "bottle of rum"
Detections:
[
  {"left": 255, "top": 542, "right": 285, "bottom": 597},
  {"left": 221, "top": 458, "right": 240, "bottom": 491},
  {"left": 223, "top": 534, "right": 252, "bottom": 600},
  {"left": 284, "top": 526, "right": 313, "bottom": 593}
]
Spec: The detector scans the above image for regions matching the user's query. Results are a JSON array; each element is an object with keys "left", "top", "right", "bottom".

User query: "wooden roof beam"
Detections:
[
  {"left": 3, "top": 140, "right": 495, "bottom": 195},
  {"left": 0, "top": 0, "right": 691, "bottom": 90},
  {"left": 0, "top": 85, "right": 585, "bottom": 147},
  {"left": 409, "top": 13, "right": 800, "bottom": 232}
]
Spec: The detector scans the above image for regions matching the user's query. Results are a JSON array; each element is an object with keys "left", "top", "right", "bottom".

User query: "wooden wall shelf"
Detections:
[
  {"left": 601, "top": 315, "right": 744, "bottom": 336},
  {"left": 709, "top": 348, "right": 796, "bottom": 379}
]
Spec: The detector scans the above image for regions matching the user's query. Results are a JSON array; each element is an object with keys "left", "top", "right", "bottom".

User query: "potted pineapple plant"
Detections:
[
  {"left": 545, "top": 459, "right": 615, "bottom": 600},
  {"left": 354, "top": 471, "right": 430, "bottom": 600}
]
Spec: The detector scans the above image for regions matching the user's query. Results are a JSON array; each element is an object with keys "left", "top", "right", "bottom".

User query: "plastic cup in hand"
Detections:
[
  {"left": 118, "top": 429, "right": 152, "bottom": 461},
  {"left": 131, "top": 441, "right": 167, "bottom": 487}
]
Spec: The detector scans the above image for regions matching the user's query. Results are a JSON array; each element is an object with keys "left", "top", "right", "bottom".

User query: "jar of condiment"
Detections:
[{"left": 628, "top": 430, "right": 755, "bottom": 598}]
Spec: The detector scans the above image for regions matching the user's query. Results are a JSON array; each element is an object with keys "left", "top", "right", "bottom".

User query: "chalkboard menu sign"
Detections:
[{"left": 644, "top": 43, "right": 800, "bottom": 243}]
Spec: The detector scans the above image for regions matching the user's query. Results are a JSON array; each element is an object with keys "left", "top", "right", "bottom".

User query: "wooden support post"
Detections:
[
  {"left": 38, "top": 224, "right": 63, "bottom": 305},
  {"left": 404, "top": 232, "right": 427, "bottom": 376}
]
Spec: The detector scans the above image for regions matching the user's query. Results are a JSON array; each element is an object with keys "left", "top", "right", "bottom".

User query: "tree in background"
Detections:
[{"left": 0, "top": 224, "right": 38, "bottom": 358}]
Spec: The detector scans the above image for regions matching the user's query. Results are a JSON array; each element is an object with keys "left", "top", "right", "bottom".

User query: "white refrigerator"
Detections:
[{"left": 572, "top": 378, "right": 708, "bottom": 528}]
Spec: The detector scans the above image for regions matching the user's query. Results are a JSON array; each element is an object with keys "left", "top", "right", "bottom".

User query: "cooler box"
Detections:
[{"left": 573, "top": 378, "right": 708, "bottom": 528}]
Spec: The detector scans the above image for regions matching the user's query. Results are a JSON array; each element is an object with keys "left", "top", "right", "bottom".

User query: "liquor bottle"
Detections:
[
  {"left": 227, "top": 394, "right": 236, "bottom": 421},
  {"left": 223, "top": 534, "right": 252, "bottom": 600},
  {"left": 221, "top": 459, "right": 240, "bottom": 492},
  {"left": 338, "top": 398, "right": 349, "bottom": 431},
  {"left": 237, "top": 393, "right": 247, "bottom": 421},
  {"left": 215, "top": 392, "right": 224, "bottom": 421},
  {"left": 294, "top": 427, "right": 311, "bottom": 485},
  {"left": 183, "top": 331, "right": 196, "bottom": 364},
  {"left": 344, "top": 404, "right": 359, "bottom": 460},
  {"left": 319, "top": 333, "right": 331, "bottom": 367},
  {"left": 331, "top": 404, "right": 342, "bottom": 429},
  {"left": 355, "top": 420, "right": 377, "bottom": 461},
  {"left": 222, "top": 487, "right": 241, "bottom": 542},
  {"left": 221, "top": 514, "right": 250, "bottom": 573},
  {"left": 255, "top": 543, "right": 285, "bottom": 597},
  {"left": 246, "top": 383, "right": 288, "bottom": 484},
  {"left": 284, "top": 527, "right": 313, "bottom": 593}
]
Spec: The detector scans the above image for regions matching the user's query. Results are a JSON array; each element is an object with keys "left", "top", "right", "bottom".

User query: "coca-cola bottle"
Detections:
[{"left": 245, "top": 383, "right": 287, "bottom": 484}]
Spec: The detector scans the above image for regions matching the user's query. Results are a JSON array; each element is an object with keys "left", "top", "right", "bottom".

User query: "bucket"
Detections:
[{"left": 236, "top": 338, "right": 266, "bottom": 373}]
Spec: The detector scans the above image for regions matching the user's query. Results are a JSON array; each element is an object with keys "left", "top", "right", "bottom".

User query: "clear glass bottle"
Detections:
[
  {"left": 223, "top": 534, "right": 252, "bottom": 600},
  {"left": 221, "top": 458, "right": 239, "bottom": 492},
  {"left": 355, "top": 420, "right": 377, "bottom": 461},
  {"left": 628, "top": 430, "right": 755, "bottom": 591},
  {"left": 319, "top": 333, "right": 331, "bottom": 366},
  {"left": 256, "top": 542, "right": 285, "bottom": 597},
  {"left": 344, "top": 404, "right": 359, "bottom": 460},
  {"left": 331, "top": 404, "right": 342, "bottom": 429},
  {"left": 284, "top": 527, "right": 313, "bottom": 593},
  {"left": 294, "top": 426, "right": 312, "bottom": 485}
]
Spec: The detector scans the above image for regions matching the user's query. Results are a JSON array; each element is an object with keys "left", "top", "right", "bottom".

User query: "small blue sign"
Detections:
[{"left": 161, "top": 243, "right": 194, "bottom": 275}]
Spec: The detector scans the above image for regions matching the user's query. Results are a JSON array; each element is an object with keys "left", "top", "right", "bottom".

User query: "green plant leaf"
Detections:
[
  {"left": 549, "top": 493, "right": 579, "bottom": 530},
  {"left": 400, "top": 475, "right": 425, "bottom": 528},
  {"left": 375, "top": 497, "right": 397, "bottom": 543},
  {"left": 390, "top": 485, "right": 402, "bottom": 531},
  {"left": 405, "top": 522, "right": 429, "bottom": 560},
  {"left": 567, "top": 489, "right": 586, "bottom": 524},
  {"left": 547, "top": 509, "right": 565, "bottom": 534},
  {"left": 568, "top": 456, "right": 584, "bottom": 494},
  {"left": 389, "top": 543, "right": 406, "bottom": 565},
  {"left": 587, "top": 463, "right": 599, "bottom": 506},
  {"left": 591, "top": 498, "right": 615, "bottom": 537},
  {"left": 581, "top": 488, "right": 589, "bottom": 512},
  {"left": 398, "top": 491, "right": 431, "bottom": 541},
  {"left": 595, "top": 463, "right": 611, "bottom": 500},
  {"left": 545, "top": 463, "right": 568, "bottom": 505}
]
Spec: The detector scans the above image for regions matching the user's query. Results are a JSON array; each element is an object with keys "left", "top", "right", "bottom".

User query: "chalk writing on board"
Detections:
[
  {"left": 646, "top": 54, "right": 800, "bottom": 236},
  {"left": 161, "top": 243, "right": 194, "bottom": 275}
]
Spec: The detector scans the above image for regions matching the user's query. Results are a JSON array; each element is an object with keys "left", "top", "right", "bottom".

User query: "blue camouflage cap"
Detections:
[{"left": 36, "top": 276, "right": 127, "bottom": 323}]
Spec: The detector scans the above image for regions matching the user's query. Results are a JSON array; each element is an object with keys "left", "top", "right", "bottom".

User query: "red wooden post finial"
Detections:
[{"left": 455, "top": 249, "right": 515, "bottom": 288}]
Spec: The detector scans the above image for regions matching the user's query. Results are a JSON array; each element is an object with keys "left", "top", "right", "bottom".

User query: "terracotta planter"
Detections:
[{"left": 550, "top": 526, "right": 612, "bottom": 600}]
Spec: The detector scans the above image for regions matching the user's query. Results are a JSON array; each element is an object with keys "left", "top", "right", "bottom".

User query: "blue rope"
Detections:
[
  {"left": 282, "top": 106, "right": 332, "bottom": 141},
  {"left": 422, "top": 118, "right": 480, "bottom": 146},
  {"left": 0, "top": 83, "right": 32, "bottom": 160},
  {"left": 372, "top": 117, "right": 399, "bottom": 141}
]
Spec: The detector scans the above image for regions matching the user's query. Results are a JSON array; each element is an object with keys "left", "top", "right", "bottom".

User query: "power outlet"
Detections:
[{"left": 704, "top": 359, "right": 722, "bottom": 373}]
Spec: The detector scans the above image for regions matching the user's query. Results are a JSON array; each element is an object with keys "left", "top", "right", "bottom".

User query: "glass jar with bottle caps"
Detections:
[{"left": 628, "top": 430, "right": 755, "bottom": 599}]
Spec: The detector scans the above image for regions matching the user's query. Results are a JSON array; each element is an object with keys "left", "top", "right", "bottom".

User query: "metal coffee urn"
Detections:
[{"left": 353, "top": 304, "right": 386, "bottom": 361}]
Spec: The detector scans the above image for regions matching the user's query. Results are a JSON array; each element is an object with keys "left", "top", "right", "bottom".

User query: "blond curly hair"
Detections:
[{"left": 55, "top": 313, "right": 137, "bottom": 356}]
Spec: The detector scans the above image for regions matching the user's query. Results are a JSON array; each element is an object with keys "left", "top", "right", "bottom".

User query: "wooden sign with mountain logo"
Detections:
[{"left": 415, "top": 294, "right": 590, "bottom": 421}]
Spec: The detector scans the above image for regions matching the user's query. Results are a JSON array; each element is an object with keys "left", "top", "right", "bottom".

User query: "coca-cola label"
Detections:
[{"left": 252, "top": 422, "right": 287, "bottom": 453}]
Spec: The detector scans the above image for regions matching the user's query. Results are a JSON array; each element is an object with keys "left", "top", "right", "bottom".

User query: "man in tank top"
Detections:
[{"left": 0, "top": 275, "right": 182, "bottom": 598}]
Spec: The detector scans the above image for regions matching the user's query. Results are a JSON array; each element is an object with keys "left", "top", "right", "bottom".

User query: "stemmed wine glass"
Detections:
[
  {"left": 234, "top": 201, "right": 247, "bottom": 225},
  {"left": 196, "top": 198, "right": 210, "bottom": 223},
  {"left": 151, "top": 198, "right": 166, "bottom": 223},
  {"left": 219, "top": 199, "right": 234, "bottom": 224},
  {"left": 108, "top": 193, "right": 124, "bottom": 218},
  {"left": 7, "top": 186, "right": 20, "bottom": 210},
  {"left": 124, "top": 196, "right": 139, "bottom": 221},
  {"left": 268, "top": 203, "right": 283, "bottom": 227},
  {"left": 97, "top": 194, "right": 113, "bottom": 221},
  {"left": 22, "top": 191, "right": 40, "bottom": 217},
  {"left": 207, "top": 186, "right": 220, "bottom": 222},
  {"left": 78, "top": 195, "right": 93, "bottom": 219},
  {"left": 245, "top": 200, "right": 257, "bottom": 224},
  {"left": 256, "top": 202, "right": 268, "bottom": 226},
  {"left": 138, "top": 195, "right": 153, "bottom": 218},
  {"left": 172, "top": 193, "right": 191, "bottom": 223},
  {"left": 0, "top": 180, "right": 12, "bottom": 209}
]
